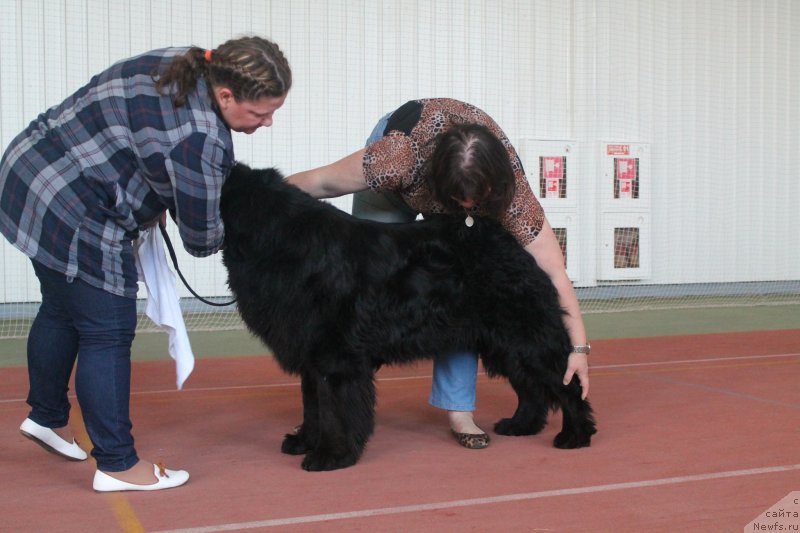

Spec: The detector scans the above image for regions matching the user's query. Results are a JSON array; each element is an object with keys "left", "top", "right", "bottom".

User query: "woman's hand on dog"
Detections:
[{"left": 564, "top": 353, "right": 590, "bottom": 400}]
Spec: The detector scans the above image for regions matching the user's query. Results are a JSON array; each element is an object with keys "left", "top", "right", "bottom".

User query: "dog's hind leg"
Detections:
[
  {"left": 301, "top": 370, "right": 376, "bottom": 471},
  {"left": 493, "top": 365, "right": 550, "bottom": 436},
  {"left": 282, "top": 370, "right": 318, "bottom": 456},
  {"left": 552, "top": 378, "right": 597, "bottom": 449}
]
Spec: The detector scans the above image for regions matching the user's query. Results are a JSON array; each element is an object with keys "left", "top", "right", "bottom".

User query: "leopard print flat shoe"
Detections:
[{"left": 451, "top": 429, "right": 491, "bottom": 449}]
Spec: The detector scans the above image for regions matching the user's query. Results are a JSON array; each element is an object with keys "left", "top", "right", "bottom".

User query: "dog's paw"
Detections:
[
  {"left": 494, "top": 417, "right": 545, "bottom": 436},
  {"left": 301, "top": 450, "right": 359, "bottom": 472},
  {"left": 281, "top": 433, "right": 312, "bottom": 455},
  {"left": 553, "top": 429, "right": 593, "bottom": 449}
]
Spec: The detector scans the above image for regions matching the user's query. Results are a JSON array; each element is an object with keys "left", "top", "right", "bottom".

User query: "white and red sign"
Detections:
[
  {"left": 607, "top": 144, "right": 630, "bottom": 155},
  {"left": 616, "top": 158, "right": 637, "bottom": 199},
  {"left": 542, "top": 156, "right": 563, "bottom": 198}
]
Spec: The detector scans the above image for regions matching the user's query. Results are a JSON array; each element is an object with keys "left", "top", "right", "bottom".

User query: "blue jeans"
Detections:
[
  {"left": 28, "top": 260, "right": 139, "bottom": 471},
  {"left": 354, "top": 112, "right": 478, "bottom": 412}
]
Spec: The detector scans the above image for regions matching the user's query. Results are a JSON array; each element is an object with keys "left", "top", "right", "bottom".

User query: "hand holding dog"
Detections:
[{"left": 564, "top": 353, "right": 590, "bottom": 400}]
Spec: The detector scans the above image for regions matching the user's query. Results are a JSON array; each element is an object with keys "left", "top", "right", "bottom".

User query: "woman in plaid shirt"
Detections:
[{"left": 1, "top": 36, "right": 291, "bottom": 491}]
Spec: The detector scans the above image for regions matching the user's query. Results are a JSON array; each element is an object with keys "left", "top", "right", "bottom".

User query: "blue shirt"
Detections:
[{"left": 0, "top": 47, "right": 234, "bottom": 298}]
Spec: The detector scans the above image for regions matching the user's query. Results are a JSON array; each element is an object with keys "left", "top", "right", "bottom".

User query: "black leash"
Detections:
[{"left": 158, "top": 224, "right": 237, "bottom": 307}]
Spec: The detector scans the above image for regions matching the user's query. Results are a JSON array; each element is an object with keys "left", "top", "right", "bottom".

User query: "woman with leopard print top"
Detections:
[{"left": 287, "top": 98, "right": 589, "bottom": 449}]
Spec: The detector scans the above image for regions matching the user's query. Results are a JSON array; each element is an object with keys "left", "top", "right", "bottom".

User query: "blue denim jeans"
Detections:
[
  {"left": 353, "top": 112, "right": 478, "bottom": 412},
  {"left": 28, "top": 260, "right": 139, "bottom": 471}
]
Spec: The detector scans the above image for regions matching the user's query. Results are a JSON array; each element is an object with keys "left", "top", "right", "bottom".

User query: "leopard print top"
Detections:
[{"left": 362, "top": 98, "right": 545, "bottom": 246}]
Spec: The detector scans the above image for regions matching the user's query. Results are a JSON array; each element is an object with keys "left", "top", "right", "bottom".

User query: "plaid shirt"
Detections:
[{"left": 0, "top": 47, "right": 233, "bottom": 298}]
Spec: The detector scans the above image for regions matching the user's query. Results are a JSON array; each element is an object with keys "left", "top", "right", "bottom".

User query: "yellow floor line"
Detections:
[{"left": 108, "top": 493, "right": 146, "bottom": 533}]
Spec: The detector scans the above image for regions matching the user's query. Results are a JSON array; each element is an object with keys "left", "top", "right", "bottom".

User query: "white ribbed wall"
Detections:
[{"left": 1, "top": 0, "right": 798, "bottom": 304}]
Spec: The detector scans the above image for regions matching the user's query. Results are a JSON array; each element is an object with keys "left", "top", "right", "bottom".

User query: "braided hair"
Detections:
[{"left": 154, "top": 36, "right": 292, "bottom": 107}]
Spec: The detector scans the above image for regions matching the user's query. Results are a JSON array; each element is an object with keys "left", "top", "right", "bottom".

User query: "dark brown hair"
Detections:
[
  {"left": 427, "top": 123, "right": 516, "bottom": 219},
  {"left": 154, "top": 36, "right": 292, "bottom": 107}
]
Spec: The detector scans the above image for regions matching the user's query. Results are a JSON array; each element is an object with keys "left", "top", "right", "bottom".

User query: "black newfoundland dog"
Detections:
[{"left": 220, "top": 163, "right": 596, "bottom": 471}]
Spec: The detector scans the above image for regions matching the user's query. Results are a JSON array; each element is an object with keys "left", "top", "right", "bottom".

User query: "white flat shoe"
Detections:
[
  {"left": 20, "top": 418, "right": 88, "bottom": 461},
  {"left": 93, "top": 463, "right": 190, "bottom": 492}
]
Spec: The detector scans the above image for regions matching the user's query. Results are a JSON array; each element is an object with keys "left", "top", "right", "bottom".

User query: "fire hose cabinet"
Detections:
[
  {"left": 598, "top": 142, "right": 651, "bottom": 280},
  {"left": 520, "top": 139, "right": 582, "bottom": 281}
]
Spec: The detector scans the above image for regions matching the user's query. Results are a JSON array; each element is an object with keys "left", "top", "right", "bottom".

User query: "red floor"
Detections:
[{"left": 1, "top": 329, "right": 798, "bottom": 532}]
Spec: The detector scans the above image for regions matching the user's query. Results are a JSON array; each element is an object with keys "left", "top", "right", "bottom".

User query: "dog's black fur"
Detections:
[{"left": 220, "top": 163, "right": 596, "bottom": 471}]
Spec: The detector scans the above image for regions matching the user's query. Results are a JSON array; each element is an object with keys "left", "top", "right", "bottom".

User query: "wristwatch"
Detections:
[{"left": 571, "top": 344, "right": 591, "bottom": 355}]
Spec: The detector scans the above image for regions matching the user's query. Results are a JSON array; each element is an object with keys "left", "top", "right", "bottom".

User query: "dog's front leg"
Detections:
[
  {"left": 282, "top": 370, "right": 318, "bottom": 455},
  {"left": 552, "top": 378, "right": 597, "bottom": 449},
  {"left": 301, "top": 370, "right": 376, "bottom": 471}
]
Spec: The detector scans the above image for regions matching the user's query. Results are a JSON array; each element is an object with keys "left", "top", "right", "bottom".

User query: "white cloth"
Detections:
[{"left": 135, "top": 227, "right": 195, "bottom": 389}]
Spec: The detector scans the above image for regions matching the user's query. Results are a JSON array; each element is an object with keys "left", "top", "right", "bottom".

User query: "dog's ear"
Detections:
[
  {"left": 264, "top": 167, "right": 285, "bottom": 181},
  {"left": 223, "top": 164, "right": 247, "bottom": 195},
  {"left": 229, "top": 163, "right": 251, "bottom": 181},
  {"left": 228, "top": 164, "right": 284, "bottom": 185},
  {"left": 221, "top": 164, "right": 251, "bottom": 228}
]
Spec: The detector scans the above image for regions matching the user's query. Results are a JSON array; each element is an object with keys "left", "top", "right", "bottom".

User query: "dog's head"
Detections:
[
  {"left": 220, "top": 163, "right": 286, "bottom": 260},
  {"left": 222, "top": 162, "right": 284, "bottom": 202}
]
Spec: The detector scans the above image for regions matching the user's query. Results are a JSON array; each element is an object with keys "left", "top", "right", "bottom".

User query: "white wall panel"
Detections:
[
  {"left": 588, "top": 0, "right": 799, "bottom": 285},
  {"left": 0, "top": 0, "right": 798, "bottom": 305}
]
